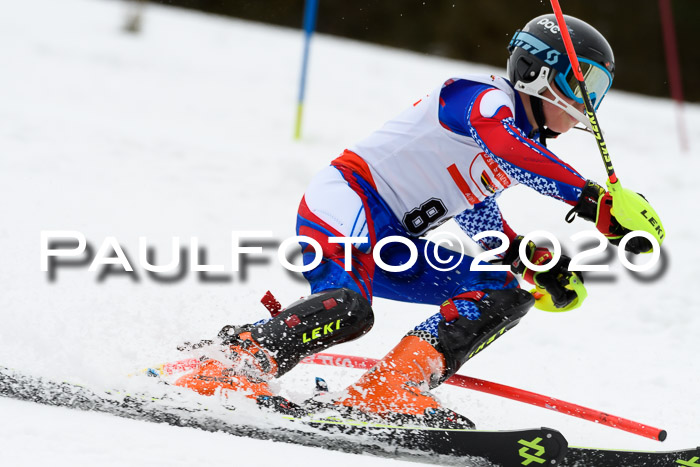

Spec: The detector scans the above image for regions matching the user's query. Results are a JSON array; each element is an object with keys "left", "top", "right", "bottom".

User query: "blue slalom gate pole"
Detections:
[{"left": 294, "top": 0, "right": 319, "bottom": 140}]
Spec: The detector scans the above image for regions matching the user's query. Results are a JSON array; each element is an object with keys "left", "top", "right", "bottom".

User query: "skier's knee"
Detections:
[
  {"left": 436, "top": 288, "right": 534, "bottom": 382},
  {"left": 250, "top": 288, "right": 374, "bottom": 376}
]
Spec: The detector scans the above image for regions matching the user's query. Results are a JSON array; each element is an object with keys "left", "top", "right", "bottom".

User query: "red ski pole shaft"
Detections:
[
  {"left": 549, "top": 0, "right": 618, "bottom": 184},
  {"left": 446, "top": 373, "right": 666, "bottom": 442},
  {"left": 302, "top": 352, "right": 667, "bottom": 441}
]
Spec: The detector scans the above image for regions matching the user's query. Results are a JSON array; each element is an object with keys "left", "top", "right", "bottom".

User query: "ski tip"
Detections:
[{"left": 657, "top": 429, "right": 667, "bottom": 442}]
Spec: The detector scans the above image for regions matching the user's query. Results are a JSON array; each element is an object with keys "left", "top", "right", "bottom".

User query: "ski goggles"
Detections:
[{"left": 552, "top": 57, "right": 612, "bottom": 110}]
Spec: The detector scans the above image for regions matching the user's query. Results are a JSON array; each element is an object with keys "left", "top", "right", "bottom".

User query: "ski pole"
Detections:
[
  {"left": 549, "top": 0, "right": 666, "bottom": 245},
  {"left": 301, "top": 352, "right": 667, "bottom": 442},
  {"left": 549, "top": 0, "right": 615, "bottom": 183},
  {"left": 294, "top": 0, "right": 320, "bottom": 140}
]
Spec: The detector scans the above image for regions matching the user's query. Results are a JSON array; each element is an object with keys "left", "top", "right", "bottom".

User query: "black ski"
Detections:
[
  {"left": 562, "top": 445, "right": 700, "bottom": 467},
  {"left": 0, "top": 365, "right": 567, "bottom": 466},
  {"left": 291, "top": 413, "right": 568, "bottom": 466},
  {"left": 3, "top": 365, "right": 698, "bottom": 467}
]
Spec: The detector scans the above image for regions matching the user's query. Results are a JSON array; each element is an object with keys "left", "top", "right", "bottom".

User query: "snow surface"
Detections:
[{"left": 1, "top": 0, "right": 699, "bottom": 465}]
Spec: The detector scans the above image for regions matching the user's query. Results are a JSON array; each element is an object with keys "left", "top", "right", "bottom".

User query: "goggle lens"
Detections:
[{"left": 556, "top": 59, "right": 612, "bottom": 108}]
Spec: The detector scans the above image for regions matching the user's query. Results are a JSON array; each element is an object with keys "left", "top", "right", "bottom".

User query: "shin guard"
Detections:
[
  {"left": 221, "top": 288, "right": 374, "bottom": 377},
  {"left": 436, "top": 288, "right": 534, "bottom": 382}
]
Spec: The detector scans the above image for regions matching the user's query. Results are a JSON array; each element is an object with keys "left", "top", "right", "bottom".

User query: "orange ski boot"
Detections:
[
  {"left": 334, "top": 333, "right": 475, "bottom": 428},
  {"left": 174, "top": 327, "right": 278, "bottom": 401},
  {"left": 175, "top": 288, "right": 375, "bottom": 414}
]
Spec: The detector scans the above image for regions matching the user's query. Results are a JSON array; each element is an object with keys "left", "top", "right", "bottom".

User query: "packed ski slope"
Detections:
[{"left": 1, "top": 0, "right": 699, "bottom": 465}]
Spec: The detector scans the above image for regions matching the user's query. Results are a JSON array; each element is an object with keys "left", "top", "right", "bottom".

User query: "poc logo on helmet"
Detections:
[{"left": 537, "top": 18, "right": 560, "bottom": 34}]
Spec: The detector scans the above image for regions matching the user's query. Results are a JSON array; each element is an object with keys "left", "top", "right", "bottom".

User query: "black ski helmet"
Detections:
[{"left": 507, "top": 14, "right": 615, "bottom": 141}]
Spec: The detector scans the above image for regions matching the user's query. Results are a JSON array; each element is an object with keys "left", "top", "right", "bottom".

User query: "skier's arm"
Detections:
[
  {"left": 442, "top": 83, "right": 648, "bottom": 254},
  {"left": 454, "top": 196, "right": 517, "bottom": 255},
  {"left": 466, "top": 88, "right": 587, "bottom": 206}
]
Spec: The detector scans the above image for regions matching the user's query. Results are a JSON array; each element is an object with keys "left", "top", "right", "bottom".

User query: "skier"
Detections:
[{"left": 176, "top": 14, "right": 652, "bottom": 426}]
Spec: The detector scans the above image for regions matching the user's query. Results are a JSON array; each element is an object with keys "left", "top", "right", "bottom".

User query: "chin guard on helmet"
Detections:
[{"left": 513, "top": 67, "right": 594, "bottom": 133}]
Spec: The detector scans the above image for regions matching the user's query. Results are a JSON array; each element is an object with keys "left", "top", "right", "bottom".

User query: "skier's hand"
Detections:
[
  {"left": 566, "top": 180, "right": 652, "bottom": 254},
  {"left": 532, "top": 256, "right": 584, "bottom": 309},
  {"left": 503, "top": 236, "right": 584, "bottom": 309},
  {"left": 503, "top": 235, "right": 552, "bottom": 284},
  {"left": 596, "top": 193, "right": 653, "bottom": 254}
]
